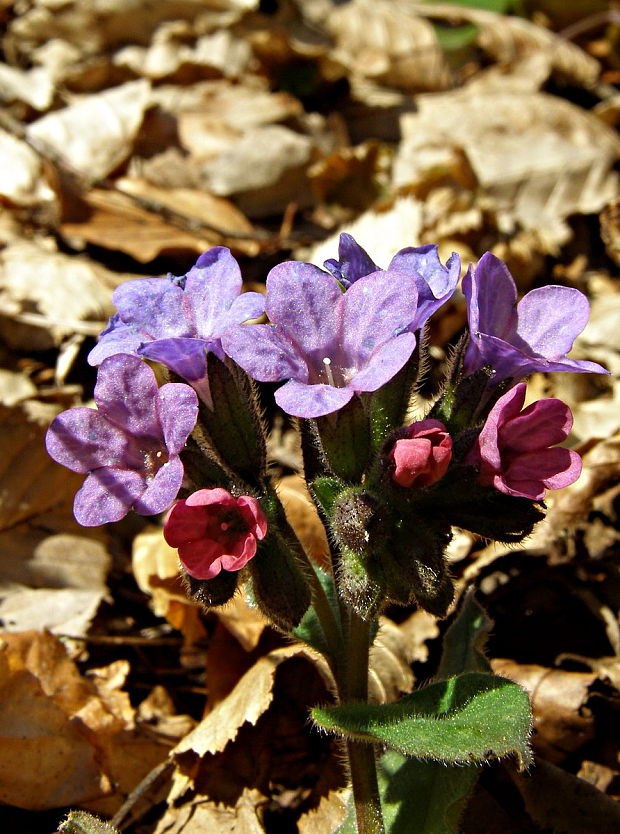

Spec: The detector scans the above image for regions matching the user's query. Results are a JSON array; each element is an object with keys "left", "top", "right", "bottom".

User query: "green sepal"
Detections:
[
  {"left": 57, "top": 811, "right": 119, "bottom": 834},
  {"left": 293, "top": 565, "right": 341, "bottom": 657},
  {"left": 365, "top": 344, "right": 420, "bottom": 450},
  {"left": 313, "top": 672, "right": 533, "bottom": 768},
  {"left": 195, "top": 354, "right": 267, "bottom": 487},
  {"left": 310, "top": 475, "right": 347, "bottom": 518},
  {"left": 438, "top": 589, "right": 493, "bottom": 679},
  {"left": 249, "top": 530, "right": 311, "bottom": 632},
  {"left": 182, "top": 569, "right": 238, "bottom": 608},
  {"left": 337, "top": 546, "right": 387, "bottom": 620},
  {"left": 181, "top": 434, "right": 233, "bottom": 491},
  {"left": 382, "top": 512, "right": 454, "bottom": 616},
  {"left": 315, "top": 395, "right": 370, "bottom": 483}
]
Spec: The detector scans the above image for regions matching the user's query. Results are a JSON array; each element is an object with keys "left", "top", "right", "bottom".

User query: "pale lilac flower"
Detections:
[
  {"left": 323, "top": 233, "right": 460, "bottom": 330},
  {"left": 463, "top": 253, "right": 607, "bottom": 383},
  {"left": 221, "top": 261, "right": 419, "bottom": 418},
  {"left": 388, "top": 419, "right": 452, "bottom": 488},
  {"left": 88, "top": 247, "right": 264, "bottom": 385},
  {"left": 164, "top": 488, "right": 267, "bottom": 580},
  {"left": 465, "top": 382, "right": 582, "bottom": 500},
  {"left": 46, "top": 355, "right": 198, "bottom": 526}
]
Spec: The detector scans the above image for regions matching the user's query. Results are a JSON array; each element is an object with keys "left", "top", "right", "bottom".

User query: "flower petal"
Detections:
[
  {"left": 265, "top": 261, "right": 343, "bottom": 357},
  {"left": 73, "top": 467, "right": 145, "bottom": 526},
  {"left": 94, "top": 355, "right": 161, "bottom": 439},
  {"left": 503, "top": 397, "right": 572, "bottom": 452},
  {"left": 464, "top": 253, "right": 517, "bottom": 341},
  {"left": 156, "top": 383, "right": 198, "bottom": 454},
  {"left": 133, "top": 456, "right": 184, "bottom": 515},
  {"left": 183, "top": 247, "right": 242, "bottom": 336},
  {"left": 275, "top": 379, "right": 354, "bottom": 418},
  {"left": 46, "top": 408, "right": 135, "bottom": 473},
  {"left": 139, "top": 337, "right": 209, "bottom": 381},
  {"left": 88, "top": 315, "right": 144, "bottom": 366},
  {"left": 349, "top": 332, "right": 416, "bottom": 392},
  {"left": 217, "top": 291, "right": 265, "bottom": 333},
  {"left": 323, "top": 233, "right": 379, "bottom": 286},
  {"left": 515, "top": 286, "right": 590, "bottom": 358},
  {"left": 113, "top": 278, "right": 190, "bottom": 339},
  {"left": 342, "top": 271, "right": 418, "bottom": 365},
  {"left": 222, "top": 323, "right": 306, "bottom": 382}
]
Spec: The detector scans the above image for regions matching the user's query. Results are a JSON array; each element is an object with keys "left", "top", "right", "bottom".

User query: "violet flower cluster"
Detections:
[{"left": 45, "top": 237, "right": 607, "bottom": 614}]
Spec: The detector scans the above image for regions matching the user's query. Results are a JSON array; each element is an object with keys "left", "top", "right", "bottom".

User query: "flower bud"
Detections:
[{"left": 388, "top": 419, "right": 452, "bottom": 488}]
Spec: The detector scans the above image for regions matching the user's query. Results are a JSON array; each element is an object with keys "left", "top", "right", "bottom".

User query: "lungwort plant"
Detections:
[{"left": 46, "top": 237, "right": 608, "bottom": 834}]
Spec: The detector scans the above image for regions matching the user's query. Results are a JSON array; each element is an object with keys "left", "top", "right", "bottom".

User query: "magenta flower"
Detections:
[
  {"left": 88, "top": 247, "right": 264, "bottom": 386},
  {"left": 463, "top": 253, "right": 607, "bottom": 384},
  {"left": 221, "top": 261, "right": 419, "bottom": 418},
  {"left": 323, "top": 233, "right": 460, "bottom": 330},
  {"left": 388, "top": 419, "right": 452, "bottom": 488},
  {"left": 465, "top": 383, "right": 582, "bottom": 500},
  {"left": 164, "top": 488, "right": 268, "bottom": 580},
  {"left": 46, "top": 355, "right": 198, "bottom": 526}
]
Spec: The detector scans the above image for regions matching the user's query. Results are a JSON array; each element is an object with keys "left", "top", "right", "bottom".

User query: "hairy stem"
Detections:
[{"left": 343, "top": 611, "right": 385, "bottom": 834}]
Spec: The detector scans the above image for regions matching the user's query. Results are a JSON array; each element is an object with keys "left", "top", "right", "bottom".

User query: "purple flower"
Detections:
[
  {"left": 88, "top": 248, "right": 264, "bottom": 388},
  {"left": 463, "top": 252, "right": 607, "bottom": 383},
  {"left": 465, "top": 382, "right": 582, "bottom": 500},
  {"left": 221, "top": 261, "right": 419, "bottom": 418},
  {"left": 323, "top": 233, "right": 460, "bottom": 330},
  {"left": 46, "top": 355, "right": 198, "bottom": 526}
]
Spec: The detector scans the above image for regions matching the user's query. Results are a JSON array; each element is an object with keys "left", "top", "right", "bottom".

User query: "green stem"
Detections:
[{"left": 343, "top": 611, "right": 385, "bottom": 834}]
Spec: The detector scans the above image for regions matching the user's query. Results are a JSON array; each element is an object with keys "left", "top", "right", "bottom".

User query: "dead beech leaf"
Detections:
[
  {"left": 27, "top": 79, "right": 151, "bottom": 183},
  {"left": 115, "top": 27, "right": 251, "bottom": 80},
  {"left": 298, "top": 788, "right": 351, "bottom": 834},
  {"left": 327, "top": 0, "right": 449, "bottom": 92},
  {"left": 278, "top": 474, "right": 330, "bottom": 570},
  {"left": 0, "top": 129, "right": 56, "bottom": 208},
  {"left": 152, "top": 786, "right": 266, "bottom": 834},
  {"left": 0, "top": 241, "right": 116, "bottom": 350},
  {"left": 174, "top": 645, "right": 333, "bottom": 758},
  {"left": 369, "top": 617, "right": 415, "bottom": 704},
  {"left": 509, "top": 758, "right": 620, "bottom": 834},
  {"left": 61, "top": 187, "right": 258, "bottom": 261},
  {"left": 395, "top": 87, "right": 620, "bottom": 248},
  {"left": 307, "top": 195, "right": 423, "bottom": 272},
  {"left": 492, "top": 659, "right": 596, "bottom": 763},
  {"left": 0, "top": 401, "right": 83, "bottom": 531}
]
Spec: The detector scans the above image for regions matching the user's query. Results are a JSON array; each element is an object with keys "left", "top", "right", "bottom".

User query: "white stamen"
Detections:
[{"left": 322, "top": 356, "right": 335, "bottom": 387}]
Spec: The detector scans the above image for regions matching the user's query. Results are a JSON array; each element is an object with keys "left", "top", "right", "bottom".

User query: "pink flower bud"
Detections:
[
  {"left": 389, "top": 419, "right": 452, "bottom": 488},
  {"left": 466, "top": 383, "right": 582, "bottom": 501},
  {"left": 164, "top": 488, "right": 267, "bottom": 580}
]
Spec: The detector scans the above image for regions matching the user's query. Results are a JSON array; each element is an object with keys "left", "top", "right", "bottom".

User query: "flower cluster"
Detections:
[{"left": 45, "top": 237, "right": 607, "bottom": 608}]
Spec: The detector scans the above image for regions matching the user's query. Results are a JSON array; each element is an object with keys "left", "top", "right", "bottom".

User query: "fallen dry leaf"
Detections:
[
  {"left": 278, "top": 474, "right": 330, "bottom": 570},
  {"left": 0, "top": 241, "right": 116, "bottom": 350},
  {"left": 492, "top": 659, "right": 597, "bottom": 764},
  {"left": 27, "top": 80, "right": 151, "bottom": 183},
  {"left": 0, "top": 129, "right": 56, "bottom": 208},
  {"left": 152, "top": 786, "right": 266, "bottom": 834}
]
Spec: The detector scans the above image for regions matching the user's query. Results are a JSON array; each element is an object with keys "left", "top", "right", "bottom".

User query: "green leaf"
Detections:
[
  {"left": 313, "top": 672, "right": 532, "bottom": 767},
  {"left": 379, "top": 751, "right": 477, "bottom": 834},
  {"left": 437, "top": 589, "right": 492, "bottom": 678},
  {"left": 293, "top": 565, "right": 341, "bottom": 657}
]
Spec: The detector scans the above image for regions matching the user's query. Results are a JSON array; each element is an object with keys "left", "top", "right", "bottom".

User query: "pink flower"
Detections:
[
  {"left": 389, "top": 419, "right": 453, "bottom": 488},
  {"left": 164, "top": 488, "right": 267, "bottom": 580},
  {"left": 466, "top": 383, "right": 582, "bottom": 500}
]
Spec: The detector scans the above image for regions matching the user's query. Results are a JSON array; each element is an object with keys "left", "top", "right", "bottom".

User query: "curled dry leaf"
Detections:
[
  {"left": 0, "top": 129, "right": 57, "bottom": 209},
  {"left": 174, "top": 645, "right": 333, "bottom": 759},
  {"left": 508, "top": 758, "right": 620, "bottom": 834},
  {"left": 0, "top": 631, "right": 179, "bottom": 812},
  {"left": 326, "top": 0, "right": 450, "bottom": 92},
  {"left": 152, "top": 786, "right": 266, "bottom": 834},
  {"left": 394, "top": 86, "right": 620, "bottom": 248},
  {"left": 369, "top": 617, "right": 415, "bottom": 704},
  {"left": 0, "top": 401, "right": 83, "bottom": 531},
  {"left": 492, "top": 659, "right": 596, "bottom": 764},
  {"left": 0, "top": 241, "right": 116, "bottom": 350},
  {"left": 62, "top": 184, "right": 260, "bottom": 260},
  {"left": 0, "top": 62, "right": 55, "bottom": 110},
  {"left": 27, "top": 80, "right": 151, "bottom": 183},
  {"left": 278, "top": 474, "right": 330, "bottom": 570}
]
